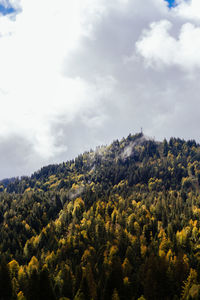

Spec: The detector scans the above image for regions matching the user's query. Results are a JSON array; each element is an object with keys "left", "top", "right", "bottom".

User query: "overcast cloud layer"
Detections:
[{"left": 0, "top": 0, "right": 200, "bottom": 178}]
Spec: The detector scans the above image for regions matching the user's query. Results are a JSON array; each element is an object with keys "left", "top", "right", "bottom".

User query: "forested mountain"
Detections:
[{"left": 1, "top": 132, "right": 200, "bottom": 299}]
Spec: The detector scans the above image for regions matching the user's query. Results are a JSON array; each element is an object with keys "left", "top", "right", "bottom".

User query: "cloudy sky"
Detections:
[{"left": 0, "top": 0, "right": 200, "bottom": 178}]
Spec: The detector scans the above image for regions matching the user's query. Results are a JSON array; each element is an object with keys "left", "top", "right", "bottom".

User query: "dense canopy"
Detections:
[{"left": 1, "top": 133, "right": 200, "bottom": 299}]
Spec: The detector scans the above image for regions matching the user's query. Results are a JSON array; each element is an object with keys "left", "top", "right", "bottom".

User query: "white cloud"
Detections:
[
  {"left": 174, "top": 0, "right": 200, "bottom": 21},
  {"left": 0, "top": 0, "right": 110, "bottom": 163},
  {"left": 136, "top": 19, "right": 200, "bottom": 71}
]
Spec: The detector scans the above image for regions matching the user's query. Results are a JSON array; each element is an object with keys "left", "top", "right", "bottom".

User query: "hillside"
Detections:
[{"left": 1, "top": 133, "right": 200, "bottom": 299}]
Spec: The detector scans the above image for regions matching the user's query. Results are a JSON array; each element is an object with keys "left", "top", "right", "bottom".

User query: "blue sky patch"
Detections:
[
  {"left": 165, "top": 0, "right": 177, "bottom": 8},
  {"left": 0, "top": 3, "right": 15, "bottom": 15}
]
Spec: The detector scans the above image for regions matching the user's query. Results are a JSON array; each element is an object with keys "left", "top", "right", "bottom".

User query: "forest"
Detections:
[{"left": 1, "top": 132, "right": 200, "bottom": 299}]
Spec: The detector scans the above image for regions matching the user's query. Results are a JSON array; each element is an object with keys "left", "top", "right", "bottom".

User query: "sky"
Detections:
[
  {"left": 166, "top": 0, "right": 176, "bottom": 7},
  {"left": 0, "top": 0, "right": 200, "bottom": 178}
]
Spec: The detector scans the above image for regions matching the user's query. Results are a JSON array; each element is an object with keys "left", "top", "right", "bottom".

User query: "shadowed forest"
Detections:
[{"left": 1, "top": 133, "right": 200, "bottom": 299}]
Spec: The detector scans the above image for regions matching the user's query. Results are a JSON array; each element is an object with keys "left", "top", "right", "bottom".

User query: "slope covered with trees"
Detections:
[{"left": 1, "top": 133, "right": 200, "bottom": 299}]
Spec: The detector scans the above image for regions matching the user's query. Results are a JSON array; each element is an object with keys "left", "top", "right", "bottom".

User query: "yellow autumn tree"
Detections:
[
  {"left": 17, "top": 291, "right": 26, "bottom": 300},
  {"left": 8, "top": 259, "right": 19, "bottom": 278},
  {"left": 27, "top": 256, "right": 39, "bottom": 275}
]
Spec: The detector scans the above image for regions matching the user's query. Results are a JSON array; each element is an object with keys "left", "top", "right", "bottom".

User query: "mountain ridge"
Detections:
[{"left": 1, "top": 132, "right": 192, "bottom": 194}]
